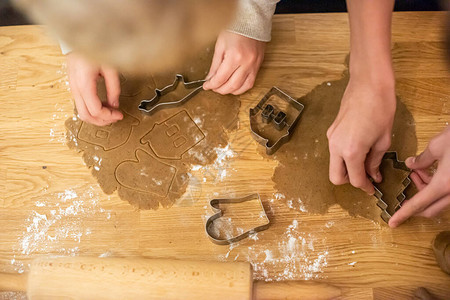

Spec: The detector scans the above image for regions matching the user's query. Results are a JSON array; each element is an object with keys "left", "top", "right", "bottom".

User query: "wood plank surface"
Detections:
[{"left": 1, "top": 12, "right": 449, "bottom": 299}]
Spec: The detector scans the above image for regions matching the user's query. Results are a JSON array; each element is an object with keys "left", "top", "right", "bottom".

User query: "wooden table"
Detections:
[{"left": 1, "top": 12, "right": 449, "bottom": 299}]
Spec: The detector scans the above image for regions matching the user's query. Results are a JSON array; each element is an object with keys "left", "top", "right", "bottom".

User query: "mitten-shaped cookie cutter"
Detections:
[{"left": 205, "top": 194, "right": 270, "bottom": 245}]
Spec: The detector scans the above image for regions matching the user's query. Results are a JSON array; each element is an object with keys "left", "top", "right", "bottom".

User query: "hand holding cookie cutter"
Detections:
[
  {"left": 139, "top": 74, "right": 205, "bottom": 114},
  {"left": 205, "top": 194, "right": 270, "bottom": 245}
]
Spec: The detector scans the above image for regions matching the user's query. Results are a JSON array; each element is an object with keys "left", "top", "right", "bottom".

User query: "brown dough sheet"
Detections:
[
  {"left": 65, "top": 48, "right": 241, "bottom": 209},
  {"left": 271, "top": 70, "right": 417, "bottom": 221}
]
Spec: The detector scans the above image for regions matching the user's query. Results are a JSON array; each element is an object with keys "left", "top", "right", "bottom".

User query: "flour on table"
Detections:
[
  {"left": 8, "top": 186, "right": 115, "bottom": 276},
  {"left": 218, "top": 218, "right": 329, "bottom": 281}
]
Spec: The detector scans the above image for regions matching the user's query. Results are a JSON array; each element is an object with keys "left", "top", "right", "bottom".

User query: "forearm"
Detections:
[{"left": 347, "top": 0, "right": 395, "bottom": 87}]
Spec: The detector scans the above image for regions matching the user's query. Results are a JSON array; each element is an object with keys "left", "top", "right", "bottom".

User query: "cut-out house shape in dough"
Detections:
[
  {"left": 141, "top": 110, "right": 205, "bottom": 160},
  {"left": 78, "top": 112, "right": 139, "bottom": 151}
]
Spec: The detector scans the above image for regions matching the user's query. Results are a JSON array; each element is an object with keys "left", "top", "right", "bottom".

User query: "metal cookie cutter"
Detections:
[
  {"left": 205, "top": 194, "right": 270, "bottom": 245},
  {"left": 249, "top": 87, "right": 304, "bottom": 155},
  {"left": 139, "top": 74, "right": 205, "bottom": 114},
  {"left": 373, "top": 151, "right": 412, "bottom": 223}
]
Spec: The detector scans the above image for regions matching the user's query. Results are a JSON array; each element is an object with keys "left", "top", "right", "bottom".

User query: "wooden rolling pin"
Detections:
[{"left": 0, "top": 256, "right": 341, "bottom": 299}]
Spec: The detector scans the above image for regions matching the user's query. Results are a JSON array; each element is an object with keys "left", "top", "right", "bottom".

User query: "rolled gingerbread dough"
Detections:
[
  {"left": 271, "top": 68, "right": 417, "bottom": 221},
  {"left": 65, "top": 49, "right": 241, "bottom": 209}
]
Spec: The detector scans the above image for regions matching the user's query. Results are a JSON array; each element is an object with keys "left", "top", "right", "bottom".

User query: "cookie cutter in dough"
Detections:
[
  {"left": 205, "top": 193, "right": 270, "bottom": 245},
  {"left": 249, "top": 87, "right": 304, "bottom": 155},
  {"left": 139, "top": 74, "right": 205, "bottom": 114},
  {"left": 373, "top": 151, "right": 412, "bottom": 223}
]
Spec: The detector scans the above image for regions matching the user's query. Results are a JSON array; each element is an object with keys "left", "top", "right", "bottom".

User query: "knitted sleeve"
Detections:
[{"left": 228, "top": 0, "right": 280, "bottom": 42}]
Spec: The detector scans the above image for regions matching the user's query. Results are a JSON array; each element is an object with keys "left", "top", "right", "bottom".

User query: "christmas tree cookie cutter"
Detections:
[{"left": 373, "top": 151, "right": 412, "bottom": 223}]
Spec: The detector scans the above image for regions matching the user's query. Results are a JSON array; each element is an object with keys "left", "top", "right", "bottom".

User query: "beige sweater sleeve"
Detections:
[{"left": 228, "top": 0, "right": 279, "bottom": 42}]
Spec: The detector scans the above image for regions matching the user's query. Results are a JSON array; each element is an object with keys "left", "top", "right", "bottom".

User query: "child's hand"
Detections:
[
  {"left": 389, "top": 127, "right": 450, "bottom": 227},
  {"left": 67, "top": 53, "right": 123, "bottom": 126},
  {"left": 203, "top": 31, "right": 265, "bottom": 95},
  {"left": 327, "top": 78, "right": 396, "bottom": 195}
]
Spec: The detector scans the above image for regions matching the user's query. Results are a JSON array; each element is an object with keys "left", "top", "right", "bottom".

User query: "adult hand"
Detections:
[
  {"left": 328, "top": 0, "right": 396, "bottom": 194},
  {"left": 389, "top": 127, "right": 450, "bottom": 227},
  {"left": 203, "top": 31, "right": 265, "bottom": 95},
  {"left": 327, "top": 79, "right": 396, "bottom": 194},
  {"left": 67, "top": 53, "right": 123, "bottom": 126}
]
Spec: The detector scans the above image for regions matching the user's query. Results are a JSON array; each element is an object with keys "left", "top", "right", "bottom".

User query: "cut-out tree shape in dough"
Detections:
[
  {"left": 141, "top": 110, "right": 205, "bottom": 160},
  {"left": 115, "top": 149, "right": 177, "bottom": 197},
  {"left": 78, "top": 112, "right": 139, "bottom": 151}
]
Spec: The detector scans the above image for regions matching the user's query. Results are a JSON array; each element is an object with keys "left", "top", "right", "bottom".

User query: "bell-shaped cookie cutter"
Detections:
[
  {"left": 205, "top": 193, "right": 270, "bottom": 245},
  {"left": 373, "top": 151, "right": 412, "bottom": 223},
  {"left": 139, "top": 74, "right": 205, "bottom": 114},
  {"left": 249, "top": 87, "right": 304, "bottom": 155}
]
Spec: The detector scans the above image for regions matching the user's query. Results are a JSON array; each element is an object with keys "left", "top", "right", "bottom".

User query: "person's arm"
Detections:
[
  {"left": 389, "top": 127, "right": 450, "bottom": 227},
  {"left": 327, "top": 0, "right": 396, "bottom": 194},
  {"left": 203, "top": 0, "right": 279, "bottom": 95}
]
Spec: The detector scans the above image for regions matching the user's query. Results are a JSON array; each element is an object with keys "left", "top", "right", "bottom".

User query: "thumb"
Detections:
[
  {"left": 102, "top": 67, "right": 121, "bottom": 108},
  {"left": 406, "top": 146, "right": 436, "bottom": 170},
  {"left": 203, "top": 48, "right": 224, "bottom": 90}
]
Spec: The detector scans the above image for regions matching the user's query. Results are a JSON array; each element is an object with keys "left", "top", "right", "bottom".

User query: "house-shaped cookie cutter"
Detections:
[
  {"left": 373, "top": 151, "right": 412, "bottom": 223},
  {"left": 205, "top": 194, "right": 270, "bottom": 245},
  {"left": 139, "top": 74, "right": 205, "bottom": 114},
  {"left": 249, "top": 87, "right": 304, "bottom": 155}
]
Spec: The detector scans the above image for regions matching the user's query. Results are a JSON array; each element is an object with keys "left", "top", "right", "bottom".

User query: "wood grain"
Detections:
[{"left": 0, "top": 12, "right": 449, "bottom": 299}]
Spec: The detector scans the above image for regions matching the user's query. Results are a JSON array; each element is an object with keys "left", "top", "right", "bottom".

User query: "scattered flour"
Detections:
[
  {"left": 193, "top": 117, "right": 202, "bottom": 126},
  {"left": 325, "top": 221, "right": 335, "bottom": 228},
  {"left": 284, "top": 196, "right": 308, "bottom": 213},
  {"left": 191, "top": 165, "right": 202, "bottom": 171},
  {"left": 249, "top": 233, "right": 259, "bottom": 241},
  {"left": 274, "top": 193, "right": 285, "bottom": 201},
  {"left": 264, "top": 249, "right": 273, "bottom": 262},
  {"left": 218, "top": 218, "right": 329, "bottom": 281},
  {"left": 152, "top": 178, "right": 163, "bottom": 186},
  {"left": 189, "top": 144, "right": 236, "bottom": 183},
  {"left": 99, "top": 251, "right": 114, "bottom": 258},
  {"left": 17, "top": 186, "right": 111, "bottom": 257},
  {"left": 48, "top": 103, "right": 68, "bottom": 144}
]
